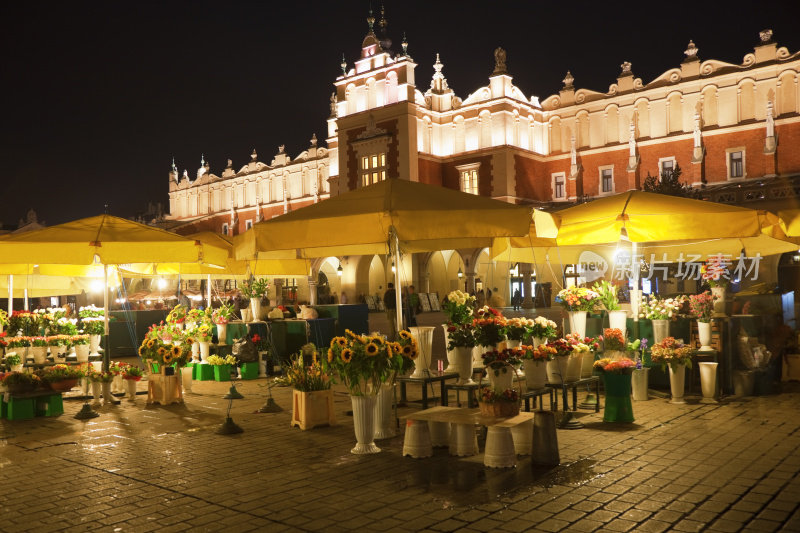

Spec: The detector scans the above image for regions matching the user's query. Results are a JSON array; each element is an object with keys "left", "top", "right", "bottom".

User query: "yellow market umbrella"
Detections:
[
  {"left": 778, "top": 209, "right": 800, "bottom": 237},
  {"left": 234, "top": 178, "right": 533, "bottom": 333}
]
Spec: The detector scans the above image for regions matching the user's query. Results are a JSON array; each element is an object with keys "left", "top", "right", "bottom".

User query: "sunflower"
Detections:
[
  {"left": 185, "top": 337, "right": 195, "bottom": 345},
  {"left": 138, "top": 346, "right": 146, "bottom": 357},
  {"left": 341, "top": 348, "right": 353, "bottom": 363},
  {"left": 399, "top": 330, "right": 411, "bottom": 340},
  {"left": 370, "top": 336, "right": 384, "bottom": 345},
  {"left": 163, "top": 352, "right": 174, "bottom": 364},
  {"left": 402, "top": 344, "right": 413, "bottom": 356},
  {"left": 171, "top": 345, "right": 182, "bottom": 357},
  {"left": 366, "top": 342, "right": 379, "bottom": 356},
  {"left": 336, "top": 337, "right": 347, "bottom": 347},
  {"left": 391, "top": 342, "right": 402, "bottom": 353},
  {"left": 146, "top": 339, "right": 156, "bottom": 349},
  {"left": 327, "top": 348, "right": 334, "bottom": 362},
  {"left": 157, "top": 346, "right": 167, "bottom": 357}
]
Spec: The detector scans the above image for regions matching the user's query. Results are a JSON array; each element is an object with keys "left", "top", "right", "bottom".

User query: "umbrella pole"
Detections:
[
  {"left": 393, "top": 232, "right": 403, "bottom": 337},
  {"left": 24, "top": 288, "right": 28, "bottom": 311},
  {"left": 104, "top": 264, "right": 110, "bottom": 372},
  {"left": 7, "top": 275, "right": 12, "bottom": 315},
  {"left": 207, "top": 274, "right": 212, "bottom": 308},
  {"left": 631, "top": 242, "right": 640, "bottom": 342}
]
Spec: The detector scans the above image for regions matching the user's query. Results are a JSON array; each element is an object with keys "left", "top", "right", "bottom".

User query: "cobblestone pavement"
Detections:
[{"left": 2, "top": 377, "right": 800, "bottom": 533}]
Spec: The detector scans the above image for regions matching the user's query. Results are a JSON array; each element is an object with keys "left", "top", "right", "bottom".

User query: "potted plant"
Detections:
[
  {"left": 1, "top": 371, "right": 41, "bottom": 394},
  {"left": 38, "top": 364, "right": 83, "bottom": 392},
  {"left": 593, "top": 357, "right": 636, "bottom": 422},
  {"left": 481, "top": 348, "right": 521, "bottom": 392},
  {"left": 504, "top": 317, "right": 533, "bottom": 348},
  {"left": 528, "top": 316, "right": 558, "bottom": 347},
  {"left": 477, "top": 386, "right": 520, "bottom": 417},
  {"left": 165, "top": 304, "right": 188, "bottom": 327},
  {"left": 650, "top": 337, "right": 693, "bottom": 404},
  {"left": 701, "top": 263, "right": 729, "bottom": 316},
  {"left": 441, "top": 290, "right": 476, "bottom": 375},
  {"left": 29, "top": 336, "right": 49, "bottom": 364},
  {"left": 638, "top": 295, "right": 685, "bottom": 345},
  {"left": 0, "top": 308, "right": 8, "bottom": 334},
  {"left": 71, "top": 334, "right": 91, "bottom": 362},
  {"left": 286, "top": 347, "right": 336, "bottom": 430},
  {"left": 603, "top": 328, "right": 626, "bottom": 359},
  {"left": 688, "top": 291, "right": 716, "bottom": 352},
  {"left": 87, "top": 369, "right": 114, "bottom": 405},
  {"left": 54, "top": 316, "right": 78, "bottom": 335},
  {"left": 241, "top": 278, "right": 269, "bottom": 321},
  {"left": 555, "top": 286, "right": 599, "bottom": 339},
  {"left": 566, "top": 332, "right": 600, "bottom": 379},
  {"left": 446, "top": 323, "right": 476, "bottom": 384},
  {"left": 627, "top": 338, "right": 649, "bottom": 401},
  {"left": 593, "top": 280, "right": 628, "bottom": 337},
  {"left": 122, "top": 365, "right": 143, "bottom": 401},
  {"left": 212, "top": 303, "right": 234, "bottom": 345},
  {"left": 4, "top": 352, "right": 23, "bottom": 372},
  {"left": 207, "top": 354, "right": 238, "bottom": 381},
  {"left": 520, "top": 343, "right": 555, "bottom": 390}
]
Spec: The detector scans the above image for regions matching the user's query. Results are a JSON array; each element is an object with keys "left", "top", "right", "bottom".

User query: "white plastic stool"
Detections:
[
  {"left": 402, "top": 419, "right": 433, "bottom": 458},
  {"left": 484, "top": 426, "right": 517, "bottom": 468},
  {"left": 510, "top": 418, "right": 533, "bottom": 456},
  {"left": 449, "top": 423, "right": 478, "bottom": 456},
  {"left": 428, "top": 421, "right": 450, "bottom": 447}
]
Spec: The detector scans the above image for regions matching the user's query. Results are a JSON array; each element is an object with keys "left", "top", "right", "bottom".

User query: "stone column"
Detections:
[
  {"left": 521, "top": 264, "right": 534, "bottom": 309},
  {"left": 465, "top": 271, "right": 477, "bottom": 294},
  {"left": 308, "top": 277, "right": 318, "bottom": 306},
  {"left": 274, "top": 279, "right": 284, "bottom": 306}
]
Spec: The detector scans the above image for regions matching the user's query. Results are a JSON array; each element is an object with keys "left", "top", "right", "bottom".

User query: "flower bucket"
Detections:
[
  {"left": 697, "top": 321, "right": 714, "bottom": 352},
  {"left": 180, "top": 366, "right": 194, "bottom": 394},
  {"left": 90, "top": 335, "right": 102, "bottom": 356},
  {"left": 199, "top": 341, "right": 210, "bottom": 362},
  {"left": 652, "top": 319, "right": 670, "bottom": 345},
  {"left": 580, "top": 351, "right": 596, "bottom": 378},
  {"left": 632, "top": 368, "right": 649, "bottom": 401},
  {"left": 191, "top": 342, "right": 200, "bottom": 359},
  {"left": 442, "top": 324, "right": 459, "bottom": 375},
  {"left": 608, "top": 310, "right": 628, "bottom": 339},
  {"left": 565, "top": 353, "right": 582, "bottom": 381},
  {"left": 53, "top": 346, "right": 67, "bottom": 363},
  {"left": 453, "top": 346, "right": 474, "bottom": 385},
  {"left": 373, "top": 383, "right": 395, "bottom": 439},
  {"left": 668, "top": 363, "right": 686, "bottom": 404},
  {"left": 699, "top": 362, "right": 718, "bottom": 399},
  {"left": 30, "top": 346, "right": 48, "bottom": 364},
  {"left": 409, "top": 326, "right": 434, "bottom": 378},
  {"left": 291, "top": 389, "right": 336, "bottom": 431},
  {"left": 711, "top": 286, "right": 726, "bottom": 316},
  {"left": 568, "top": 311, "right": 587, "bottom": 339},
  {"left": 523, "top": 359, "right": 547, "bottom": 390},
  {"left": 602, "top": 373, "right": 634, "bottom": 423},
  {"left": 350, "top": 394, "right": 380, "bottom": 454},
  {"left": 216, "top": 323, "right": 227, "bottom": 345},
  {"left": 75, "top": 344, "right": 90, "bottom": 363},
  {"left": 250, "top": 299, "right": 262, "bottom": 322},
  {"left": 213, "top": 364, "right": 231, "bottom": 381},
  {"left": 91, "top": 382, "right": 102, "bottom": 406},
  {"left": 546, "top": 358, "right": 565, "bottom": 384}
]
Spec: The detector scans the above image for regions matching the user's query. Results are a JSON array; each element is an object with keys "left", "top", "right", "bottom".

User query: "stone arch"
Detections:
[
  {"left": 479, "top": 109, "right": 492, "bottom": 149},
  {"left": 737, "top": 78, "right": 756, "bottom": 121},
  {"left": 346, "top": 83, "right": 356, "bottom": 115},
  {"left": 385, "top": 71, "right": 398, "bottom": 105},
  {"left": 422, "top": 115, "right": 432, "bottom": 153},
  {"left": 366, "top": 77, "right": 377, "bottom": 110},
  {"left": 575, "top": 110, "right": 590, "bottom": 148},
  {"left": 604, "top": 104, "right": 620, "bottom": 144},
  {"left": 454, "top": 115, "right": 466, "bottom": 153},
  {"left": 548, "top": 116, "right": 562, "bottom": 154},
  {"left": 778, "top": 70, "right": 798, "bottom": 115},
  {"left": 634, "top": 97, "right": 651, "bottom": 139},
  {"left": 701, "top": 85, "right": 719, "bottom": 127},
  {"left": 666, "top": 91, "right": 683, "bottom": 133}
]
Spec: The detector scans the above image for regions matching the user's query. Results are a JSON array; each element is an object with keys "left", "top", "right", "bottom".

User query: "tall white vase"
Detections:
[
  {"left": 91, "top": 382, "right": 102, "bottom": 406},
  {"left": 216, "top": 323, "right": 227, "bottom": 345},
  {"left": 373, "top": 383, "right": 395, "bottom": 439},
  {"left": 191, "top": 342, "right": 200, "bottom": 360},
  {"left": 181, "top": 366, "right": 194, "bottom": 394},
  {"left": 112, "top": 374, "right": 124, "bottom": 394},
  {"left": 75, "top": 344, "right": 90, "bottom": 363},
  {"left": 711, "top": 286, "right": 727, "bottom": 316},
  {"left": 350, "top": 395, "right": 380, "bottom": 454},
  {"left": 125, "top": 379, "right": 138, "bottom": 402},
  {"left": 442, "top": 325, "right": 459, "bottom": 375},
  {"left": 199, "top": 342, "right": 210, "bottom": 362},
  {"left": 90, "top": 334, "right": 102, "bottom": 356},
  {"left": 568, "top": 311, "right": 587, "bottom": 339},
  {"left": 652, "top": 319, "right": 670, "bottom": 345},
  {"left": 250, "top": 299, "right": 262, "bottom": 322},
  {"left": 102, "top": 382, "right": 113, "bottom": 405},
  {"left": 453, "top": 346, "right": 474, "bottom": 385},
  {"left": 472, "top": 346, "right": 485, "bottom": 368},
  {"left": 699, "top": 362, "right": 718, "bottom": 399},
  {"left": 608, "top": 310, "right": 628, "bottom": 339},
  {"left": 697, "top": 321, "right": 714, "bottom": 352},
  {"left": 668, "top": 363, "right": 686, "bottom": 404},
  {"left": 632, "top": 368, "right": 649, "bottom": 401},
  {"left": 409, "top": 327, "right": 434, "bottom": 378},
  {"left": 523, "top": 359, "right": 547, "bottom": 390}
]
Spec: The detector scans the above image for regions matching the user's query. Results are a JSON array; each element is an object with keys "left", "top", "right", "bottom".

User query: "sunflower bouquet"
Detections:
[
  {"left": 138, "top": 337, "right": 187, "bottom": 367},
  {"left": 166, "top": 304, "right": 188, "bottom": 325},
  {"left": 285, "top": 348, "right": 332, "bottom": 392},
  {"left": 326, "top": 329, "right": 417, "bottom": 396}
]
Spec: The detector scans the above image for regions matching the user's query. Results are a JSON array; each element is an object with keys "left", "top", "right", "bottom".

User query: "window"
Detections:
[
  {"left": 552, "top": 172, "right": 566, "bottom": 200},
  {"left": 222, "top": 223, "right": 229, "bottom": 236},
  {"left": 600, "top": 166, "right": 614, "bottom": 194},
  {"left": 456, "top": 163, "right": 481, "bottom": 195},
  {"left": 245, "top": 220, "right": 253, "bottom": 231},
  {"left": 659, "top": 157, "right": 675, "bottom": 177},
  {"left": 729, "top": 151, "right": 744, "bottom": 179},
  {"left": 360, "top": 152, "right": 387, "bottom": 186}
]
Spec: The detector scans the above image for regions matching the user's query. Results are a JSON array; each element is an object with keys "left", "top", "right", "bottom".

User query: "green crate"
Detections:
[
  {"left": 35, "top": 394, "right": 64, "bottom": 417},
  {"left": 213, "top": 364, "right": 231, "bottom": 381},
  {"left": 5, "top": 397, "right": 35, "bottom": 421},
  {"left": 240, "top": 362, "right": 259, "bottom": 380},
  {"left": 194, "top": 364, "right": 214, "bottom": 381}
]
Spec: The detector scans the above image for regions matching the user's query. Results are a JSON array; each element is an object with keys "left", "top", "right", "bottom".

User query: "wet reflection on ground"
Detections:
[{"left": 398, "top": 453, "right": 599, "bottom": 507}]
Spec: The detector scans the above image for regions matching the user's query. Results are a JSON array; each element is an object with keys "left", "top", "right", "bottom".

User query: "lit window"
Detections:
[
  {"left": 461, "top": 169, "right": 479, "bottom": 195},
  {"left": 729, "top": 151, "right": 744, "bottom": 178},
  {"left": 245, "top": 220, "right": 253, "bottom": 230},
  {"left": 601, "top": 168, "right": 613, "bottom": 193},
  {"left": 553, "top": 174, "right": 566, "bottom": 199},
  {"left": 360, "top": 152, "right": 388, "bottom": 187}
]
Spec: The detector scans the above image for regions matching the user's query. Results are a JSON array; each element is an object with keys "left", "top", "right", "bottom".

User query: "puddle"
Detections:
[{"left": 398, "top": 455, "right": 599, "bottom": 507}]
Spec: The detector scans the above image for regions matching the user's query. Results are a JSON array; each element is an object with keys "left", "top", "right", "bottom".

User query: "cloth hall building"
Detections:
[{"left": 165, "top": 19, "right": 800, "bottom": 307}]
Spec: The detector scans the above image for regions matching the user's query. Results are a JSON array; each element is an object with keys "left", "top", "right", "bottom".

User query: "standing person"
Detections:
[
  {"left": 383, "top": 283, "right": 397, "bottom": 340},
  {"left": 512, "top": 288, "right": 522, "bottom": 311}
]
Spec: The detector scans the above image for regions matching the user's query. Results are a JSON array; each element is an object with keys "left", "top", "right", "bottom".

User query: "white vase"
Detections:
[
  {"left": 699, "top": 362, "right": 718, "bottom": 399},
  {"left": 568, "top": 311, "right": 587, "bottom": 339},
  {"left": 54, "top": 346, "right": 68, "bottom": 363},
  {"left": 11, "top": 363, "right": 23, "bottom": 373},
  {"left": 697, "top": 321, "right": 714, "bottom": 352},
  {"left": 632, "top": 368, "right": 649, "bottom": 401},
  {"left": 565, "top": 353, "right": 582, "bottom": 381},
  {"left": 250, "top": 299, "right": 262, "bottom": 322},
  {"left": 102, "top": 382, "right": 113, "bottom": 405},
  {"left": 668, "top": 363, "right": 686, "bottom": 404},
  {"left": 181, "top": 366, "right": 194, "bottom": 394},
  {"left": 216, "top": 323, "right": 227, "bottom": 345},
  {"left": 472, "top": 346, "right": 485, "bottom": 368},
  {"left": 532, "top": 337, "right": 544, "bottom": 349},
  {"left": 350, "top": 395, "right": 380, "bottom": 454},
  {"left": 442, "top": 325, "right": 459, "bottom": 375},
  {"left": 523, "top": 359, "right": 547, "bottom": 390},
  {"left": 125, "top": 379, "right": 137, "bottom": 402},
  {"left": 199, "top": 341, "right": 210, "bottom": 362},
  {"left": 452, "top": 346, "right": 474, "bottom": 385},
  {"left": 75, "top": 344, "right": 90, "bottom": 362},
  {"left": 191, "top": 342, "right": 200, "bottom": 359},
  {"left": 373, "top": 383, "right": 395, "bottom": 440},
  {"left": 90, "top": 334, "right": 102, "bottom": 356},
  {"left": 711, "top": 286, "right": 727, "bottom": 316},
  {"left": 580, "top": 350, "right": 596, "bottom": 378},
  {"left": 112, "top": 374, "right": 124, "bottom": 394},
  {"left": 486, "top": 365, "right": 514, "bottom": 391},
  {"left": 409, "top": 326, "right": 434, "bottom": 378},
  {"left": 652, "top": 319, "right": 670, "bottom": 345},
  {"left": 546, "top": 358, "right": 565, "bottom": 384},
  {"left": 608, "top": 310, "right": 628, "bottom": 339},
  {"left": 31, "top": 346, "right": 48, "bottom": 364},
  {"left": 91, "top": 382, "right": 102, "bottom": 406},
  {"left": 505, "top": 339, "right": 522, "bottom": 350}
]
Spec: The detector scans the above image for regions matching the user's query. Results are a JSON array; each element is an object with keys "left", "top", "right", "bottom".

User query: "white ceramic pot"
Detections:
[
  {"left": 191, "top": 342, "right": 200, "bottom": 359},
  {"left": 31, "top": 346, "right": 48, "bottom": 364},
  {"left": 632, "top": 368, "right": 649, "bottom": 401},
  {"left": 181, "top": 366, "right": 194, "bottom": 394},
  {"left": 250, "top": 299, "right": 262, "bottom": 322},
  {"left": 697, "top": 321, "right": 714, "bottom": 352},
  {"left": 472, "top": 346, "right": 485, "bottom": 369},
  {"left": 568, "top": 311, "right": 587, "bottom": 339},
  {"left": 125, "top": 379, "right": 138, "bottom": 401},
  {"left": 409, "top": 326, "right": 434, "bottom": 378},
  {"left": 90, "top": 334, "right": 102, "bottom": 356},
  {"left": 546, "top": 358, "right": 565, "bottom": 384},
  {"left": 532, "top": 337, "right": 544, "bottom": 349},
  {"left": 523, "top": 359, "right": 547, "bottom": 390},
  {"left": 373, "top": 383, "right": 395, "bottom": 440},
  {"left": 54, "top": 346, "right": 68, "bottom": 363},
  {"left": 216, "top": 323, "right": 227, "bottom": 345},
  {"left": 112, "top": 374, "right": 124, "bottom": 394},
  {"left": 442, "top": 324, "right": 459, "bottom": 375},
  {"left": 486, "top": 365, "right": 514, "bottom": 391},
  {"left": 102, "top": 382, "right": 113, "bottom": 405},
  {"left": 453, "top": 346, "right": 474, "bottom": 385},
  {"left": 668, "top": 363, "right": 686, "bottom": 404},
  {"left": 608, "top": 310, "right": 628, "bottom": 339},
  {"left": 505, "top": 339, "right": 522, "bottom": 350},
  {"left": 75, "top": 344, "right": 90, "bottom": 362},
  {"left": 699, "top": 362, "right": 718, "bottom": 399},
  {"left": 350, "top": 395, "right": 380, "bottom": 454},
  {"left": 199, "top": 341, "right": 210, "bottom": 362},
  {"left": 565, "top": 353, "right": 582, "bottom": 381},
  {"left": 91, "top": 382, "right": 102, "bottom": 406},
  {"left": 652, "top": 319, "right": 670, "bottom": 345},
  {"left": 580, "top": 350, "right": 596, "bottom": 378}
]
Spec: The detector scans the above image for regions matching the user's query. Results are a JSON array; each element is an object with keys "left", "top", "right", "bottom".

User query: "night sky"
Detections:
[{"left": 3, "top": 1, "right": 799, "bottom": 227}]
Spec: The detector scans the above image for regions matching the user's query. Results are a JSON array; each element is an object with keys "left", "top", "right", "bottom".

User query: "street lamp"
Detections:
[
  {"left": 391, "top": 260, "right": 396, "bottom": 273},
  {"left": 457, "top": 267, "right": 463, "bottom": 279},
  {"left": 337, "top": 263, "right": 343, "bottom": 276}
]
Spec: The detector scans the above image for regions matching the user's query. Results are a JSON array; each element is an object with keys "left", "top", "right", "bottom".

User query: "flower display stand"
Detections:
[
  {"left": 147, "top": 373, "right": 184, "bottom": 405},
  {"left": 602, "top": 373, "right": 634, "bottom": 423},
  {"left": 291, "top": 389, "right": 336, "bottom": 431},
  {"left": 213, "top": 364, "right": 231, "bottom": 382},
  {"left": 194, "top": 364, "right": 214, "bottom": 381},
  {"left": 239, "top": 362, "right": 259, "bottom": 380}
]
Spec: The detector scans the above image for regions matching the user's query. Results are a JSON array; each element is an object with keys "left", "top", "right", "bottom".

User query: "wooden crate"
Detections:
[{"left": 290, "top": 389, "right": 336, "bottom": 430}]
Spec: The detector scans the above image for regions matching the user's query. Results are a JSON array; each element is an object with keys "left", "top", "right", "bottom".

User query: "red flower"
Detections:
[{"left": 251, "top": 334, "right": 261, "bottom": 343}]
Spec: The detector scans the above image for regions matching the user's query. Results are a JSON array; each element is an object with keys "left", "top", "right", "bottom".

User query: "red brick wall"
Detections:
[
  {"left": 418, "top": 158, "right": 443, "bottom": 186},
  {"left": 344, "top": 119, "right": 399, "bottom": 189},
  {"left": 438, "top": 155, "right": 494, "bottom": 194},
  {"left": 776, "top": 122, "right": 800, "bottom": 176}
]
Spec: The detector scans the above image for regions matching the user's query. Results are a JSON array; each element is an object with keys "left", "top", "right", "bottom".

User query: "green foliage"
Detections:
[
  {"left": 592, "top": 280, "right": 621, "bottom": 311},
  {"left": 642, "top": 164, "right": 699, "bottom": 198}
]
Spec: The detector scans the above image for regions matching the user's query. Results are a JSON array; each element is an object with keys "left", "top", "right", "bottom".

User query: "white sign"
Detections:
[{"left": 576, "top": 251, "right": 609, "bottom": 283}]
